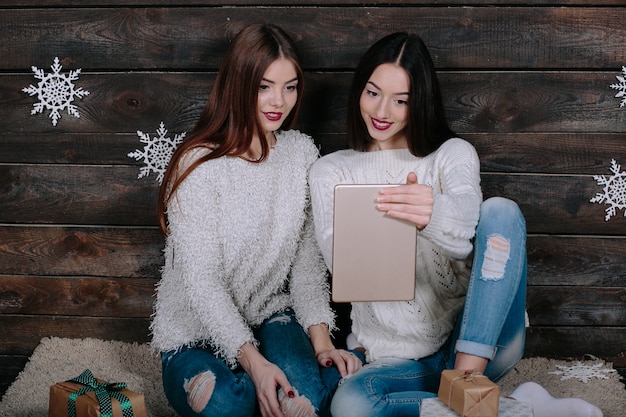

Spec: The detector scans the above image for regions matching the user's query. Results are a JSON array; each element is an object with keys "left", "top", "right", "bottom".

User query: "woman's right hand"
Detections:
[{"left": 237, "top": 343, "right": 295, "bottom": 417}]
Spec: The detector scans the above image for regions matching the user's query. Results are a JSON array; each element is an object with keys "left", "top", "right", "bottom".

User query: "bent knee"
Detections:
[
  {"left": 481, "top": 197, "right": 522, "bottom": 219},
  {"left": 183, "top": 370, "right": 216, "bottom": 413},
  {"left": 331, "top": 384, "right": 372, "bottom": 417}
]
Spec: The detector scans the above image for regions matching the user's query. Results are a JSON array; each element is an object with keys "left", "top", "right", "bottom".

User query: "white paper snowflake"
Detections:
[
  {"left": 548, "top": 361, "right": 616, "bottom": 383},
  {"left": 128, "top": 121, "right": 186, "bottom": 184},
  {"left": 22, "top": 57, "right": 90, "bottom": 126},
  {"left": 610, "top": 66, "right": 626, "bottom": 108},
  {"left": 590, "top": 159, "right": 626, "bottom": 221}
]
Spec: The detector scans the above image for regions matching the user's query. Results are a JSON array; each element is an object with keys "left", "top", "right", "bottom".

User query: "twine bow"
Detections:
[
  {"left": 67, "top": 369, "right": 135, "bottom": 417},
  {"left": 461, "top": 369, "right": 484, "bottom": 381}
]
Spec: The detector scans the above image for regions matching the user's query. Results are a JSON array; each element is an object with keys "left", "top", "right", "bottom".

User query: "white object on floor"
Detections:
[
  {"left": 421, "top": 396, "right": 533, "bottom": 417},
  {"left": 510, "top": 381, "right": 603, "bottom": 417}
]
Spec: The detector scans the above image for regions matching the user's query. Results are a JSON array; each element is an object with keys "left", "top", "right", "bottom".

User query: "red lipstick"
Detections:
[{"left": 264, "top": 112, "right": 283, "bottom": 122}]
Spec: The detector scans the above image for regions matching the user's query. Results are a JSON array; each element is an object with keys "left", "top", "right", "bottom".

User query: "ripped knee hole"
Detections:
[
  {"left": 481, "top": 234, "right": 511, "bottom": 280},
  {"left": 184, "top": 371, "right": 216, "bottom": 413},
  {"left": 278, "top": 387, "right": 317, "bottom": 417}
]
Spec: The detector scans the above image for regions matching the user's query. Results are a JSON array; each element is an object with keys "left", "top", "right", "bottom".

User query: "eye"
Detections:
[
  {"left": 366, "top": 89, "right": 379, "bottom": 97},
  {"left": 395, "top": 98, "right": 408, "bottom": 105},
  {"left": 259, "top": 84, "right": 270, "bottom": 91},
  {"left": 285, "top": 84, "right": 297, "bottom": 92}
]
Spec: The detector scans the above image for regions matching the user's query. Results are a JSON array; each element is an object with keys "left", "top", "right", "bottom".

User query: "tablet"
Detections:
[{"left": 331, "top": 184, "right": 417, "bottom": 302}]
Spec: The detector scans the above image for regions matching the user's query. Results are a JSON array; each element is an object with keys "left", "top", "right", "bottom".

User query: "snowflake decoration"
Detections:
[
  {"left": 549, "top": 361, "right": 616, "bottom": 383},
  {"left": 128, "top": 121, "right": 186, "bottom": 184},
  {"left": 22, "top": 57, "right": 90, "bottom": 126},
  {"left": 590, "top": 159, "right": 626, "bottom": 221},
  {"left": 610, "top": 66, "right": 626, "bottom": 108}
]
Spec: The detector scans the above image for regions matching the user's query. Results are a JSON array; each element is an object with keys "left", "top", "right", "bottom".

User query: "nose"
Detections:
[
  {"left": 375, "top": 99, "right": 390, "bottom": 118},
  {"left": 270, "top": 90, "right": 284, "bottom": 107}
]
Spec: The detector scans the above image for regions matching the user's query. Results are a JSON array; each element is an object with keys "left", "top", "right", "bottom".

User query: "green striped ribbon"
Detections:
[{"left": 66, "top": 369, "right": 135, "bottom": 417}]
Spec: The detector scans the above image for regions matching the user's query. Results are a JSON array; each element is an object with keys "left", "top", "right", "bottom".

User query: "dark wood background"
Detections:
[{"left": 1, "top": 0, "right": 625, "bottom": 397}]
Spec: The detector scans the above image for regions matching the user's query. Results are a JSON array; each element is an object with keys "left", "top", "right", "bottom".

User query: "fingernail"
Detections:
[
  {"left": 326, "top": 360, "right": 332, "bottom": 367},
  {"left": 288, "top": 390, "right": 295, "bottom": 398}
]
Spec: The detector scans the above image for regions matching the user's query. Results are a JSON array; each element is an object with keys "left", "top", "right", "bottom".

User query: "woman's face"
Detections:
[
  {"left": 359, "top": 63, "right": 410, "bottom": 150},
  {"left": 257, "top": 57, "right": 299, "bottom": 138}
]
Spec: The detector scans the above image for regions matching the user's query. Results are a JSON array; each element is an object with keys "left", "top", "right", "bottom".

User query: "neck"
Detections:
[
  {"left": 242, "top": 132, "right": 276, "bottom": 161},
  {"left": 367, "top": 141, "right": 408, "bottom": 151}
]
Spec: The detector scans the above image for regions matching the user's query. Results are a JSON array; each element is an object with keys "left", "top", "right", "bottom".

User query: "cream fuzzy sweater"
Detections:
[
  {"left": 150, "top": 130, "right": 334, "bottom": 368},
  {"left": 309, "top": 138, "right": 482, "bottom": 362}
]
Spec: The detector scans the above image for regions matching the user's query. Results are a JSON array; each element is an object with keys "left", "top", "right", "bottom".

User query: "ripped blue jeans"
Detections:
[
  {"left": 330, "top": 197, "right": 528, "bottom": 417},
  {"left": 161, "top": 309, "right": 342, "bottom": 417}
]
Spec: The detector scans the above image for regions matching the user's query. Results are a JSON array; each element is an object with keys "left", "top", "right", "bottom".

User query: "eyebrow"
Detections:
[
  {"left": 262, "top": 77, "right": 299, "bottom": 84},
  {"left": 367, "top": 81, "right": 409, "bottom": 96}
]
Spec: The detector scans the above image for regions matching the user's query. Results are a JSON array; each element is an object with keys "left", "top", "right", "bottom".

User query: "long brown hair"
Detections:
[{"left": 157, "top": 24, "right": 304, "bottom": 234}]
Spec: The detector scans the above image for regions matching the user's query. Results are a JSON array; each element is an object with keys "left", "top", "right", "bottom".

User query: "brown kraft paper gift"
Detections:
[
  {"left": 437, "top": 369, "right": 500, "bottom": 417},
  {"left": 48, "top": 369, "right": 148, "bottom": 417}
]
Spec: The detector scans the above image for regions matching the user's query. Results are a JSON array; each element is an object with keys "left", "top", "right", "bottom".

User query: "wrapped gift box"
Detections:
[
  {"left": 437, "top": 370, "right": 500, "bottom": 417},
  {"left": 422, "top": 396, "right": 534, "bottom": 417},
  {"left": 49, "top": 369, "right": 148, "bottom": 417}
]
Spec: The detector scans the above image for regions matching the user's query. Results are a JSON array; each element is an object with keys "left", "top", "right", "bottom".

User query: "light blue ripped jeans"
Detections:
[
  {"left": 161, "top": 309, "right": 344, "bottom": 417},
  {"left": 331, "top": 197, "right": 528, "bottom": 417}
]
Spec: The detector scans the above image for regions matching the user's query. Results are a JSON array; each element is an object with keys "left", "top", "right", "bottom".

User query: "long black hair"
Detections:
[{"left": 347, "top": 32, "right": 455, "bottom": 156}]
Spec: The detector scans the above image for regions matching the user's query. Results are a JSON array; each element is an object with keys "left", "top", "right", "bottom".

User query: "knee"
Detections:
[
  {"left": 183, "top": 370, "right": 216, "bottom": 413},
  {"left": 330, "top": 381, "right": 373, "bottom": 417},
  {"left": 330, "top": 392, "right": 357, "bottom": 417},
  {"left": 478, "top": 197, "right": 526, "bottom": 249},
  {"left": 481, "top": 197, "right": 523, "bottom": 223}
]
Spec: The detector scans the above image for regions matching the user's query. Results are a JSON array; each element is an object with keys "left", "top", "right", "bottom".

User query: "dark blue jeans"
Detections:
[{"left": 161, "top": 309, "right": 345, "bottom": 417}]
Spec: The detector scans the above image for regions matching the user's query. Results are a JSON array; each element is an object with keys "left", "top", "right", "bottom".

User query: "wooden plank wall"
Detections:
[{"left": 1, "top": 0, "right": 625, "bottom": 396}]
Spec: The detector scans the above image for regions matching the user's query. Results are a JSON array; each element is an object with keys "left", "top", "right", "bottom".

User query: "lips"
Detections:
[
  {"left": 264, "top": 112, "right": 283, "bottom": 122},
  {"left": 370, "top": 117, "right": 392, "bottom": 131}
]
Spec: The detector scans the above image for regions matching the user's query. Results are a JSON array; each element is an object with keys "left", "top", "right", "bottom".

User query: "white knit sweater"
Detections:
[
  {"left": 150, "top": 130, "right": 334, "bottom": 368},
  {"left": 309, "top": 138, "right": 482, "bottom": 362}
]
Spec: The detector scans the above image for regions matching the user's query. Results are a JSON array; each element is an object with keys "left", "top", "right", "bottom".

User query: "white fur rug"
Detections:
[
  {"left": 0, "top": 337, "right": 624, "bottom": 417},
  {"left": 0, "top": 337, "right": 176, "bottom": 417}
]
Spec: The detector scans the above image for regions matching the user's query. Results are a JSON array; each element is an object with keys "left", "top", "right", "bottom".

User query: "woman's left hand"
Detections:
[
  {"left": 376, "top": 172, "right": 433, "bottom": 230},
  {"left": 316, "top": 348, "right": 363, "bottom": 377}
]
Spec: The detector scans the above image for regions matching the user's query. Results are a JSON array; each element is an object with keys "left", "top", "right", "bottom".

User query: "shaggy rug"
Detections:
[{"left": 0, "top": 337, "right": 624, "bottom": 417}]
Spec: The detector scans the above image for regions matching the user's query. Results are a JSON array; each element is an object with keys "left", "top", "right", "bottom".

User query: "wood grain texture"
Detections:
[
  {"left": 2, "top": 132, "right": 625, "bottom": 176},
  {"left": 527, "top": 286, "right": 626, "bottom": 326},
  {"left": 525, "top": 327, "right": 626, "bottom": 367},
  {"left": 3, "top": 0, "right": 626, "bottom": 6},
  {"left": 1, "top": 7, "right": 626, "bottom": 70},
  {"left": 0, "top": 355, "right": 28, "bottom": 397},
  {"left": 3, "top": 165, "right": 624, "bottom": 235},
  {"left": 1, "top": 0, "right": 625, "bottom": 397},
  {"left": 0, "top": 316, "right": 151, "bottom": 355},
  {"left": 0, "top": 275, "right": 155, "bottom": 317},
  {"left": 4, "top": 71, "right": 625, "bottom": 136},
  {"left": 0, "top": 226, "right": 163, "bottom": 277},
  {"left": 0, "top": 165, "right": 158, "bottom": 225},
  {"left": 527, "top": 236, "right": 626, "bottom": 287}
]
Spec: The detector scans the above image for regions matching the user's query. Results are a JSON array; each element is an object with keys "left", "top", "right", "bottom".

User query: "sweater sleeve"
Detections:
[
  {"left": 288, "top": 137, "right": 336, "bottom": 332},
  {"left": 419, "top": 139, "right": 482, "bottom": 259},
  {"left": 289, "top": 204, "right": 336, "bottom": 333},
  {"left": 167, "top": 160, "right": 256, "bottom": 366},
  {"left": 309, "top": 155, "right": 343, "bottom": 272}
]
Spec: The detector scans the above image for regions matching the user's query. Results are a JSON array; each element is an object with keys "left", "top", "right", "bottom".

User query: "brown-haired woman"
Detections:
[{"left": 150, "top": 23, "right": 361, "bottom": 417}]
